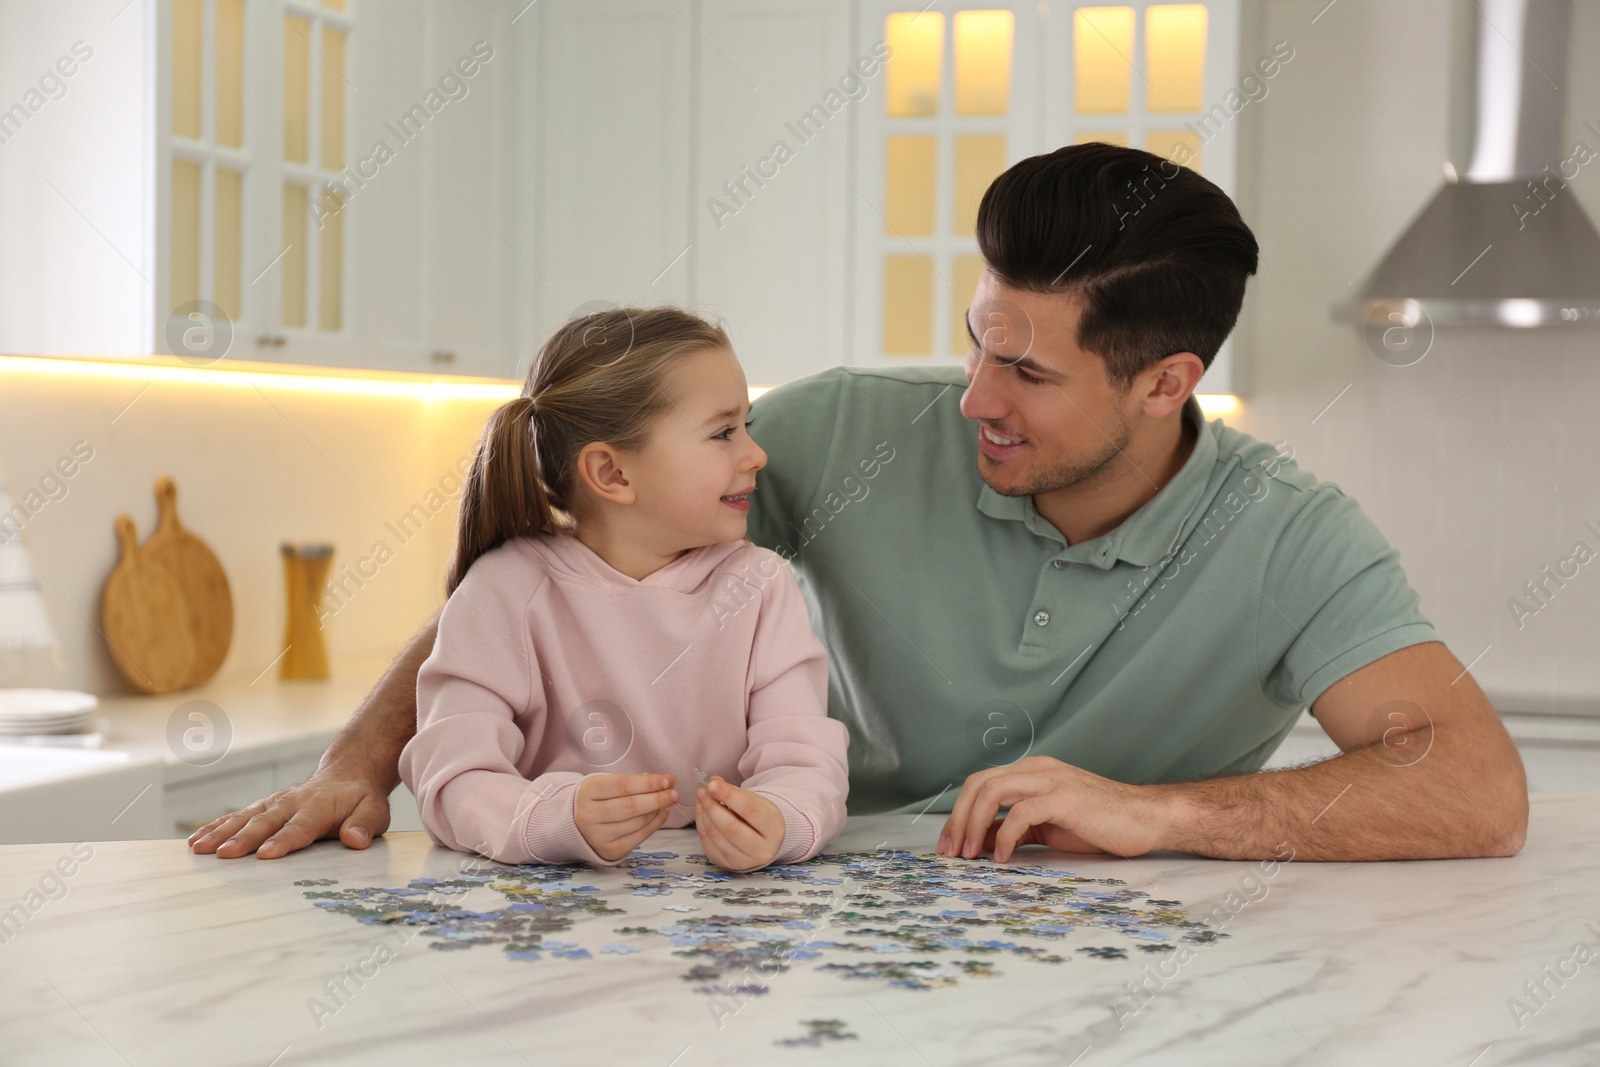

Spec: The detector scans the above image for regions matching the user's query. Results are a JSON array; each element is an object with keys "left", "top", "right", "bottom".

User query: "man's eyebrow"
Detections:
[{"left": 964, "top": 309, "right": 1056, "bottom": 377}]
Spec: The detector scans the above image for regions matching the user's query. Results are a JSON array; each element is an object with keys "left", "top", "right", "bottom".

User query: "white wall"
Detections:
[{"left": 1228, "top": 0, "right": 1600, "bottom": 710}]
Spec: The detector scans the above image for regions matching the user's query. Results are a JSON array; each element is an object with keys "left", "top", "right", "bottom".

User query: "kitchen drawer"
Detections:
[
  {"left": 273, "top": 753, "right": 323, "bottom": 791},
  {"left": 163, "top": 764, "right": 279, "bottom": 838}
]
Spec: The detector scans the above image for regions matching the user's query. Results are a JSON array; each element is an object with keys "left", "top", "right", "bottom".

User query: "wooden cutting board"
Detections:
[
  {"left": 101, "top": 478, "right": 233, "bottom": 694},
  {"left": 143, "top": 476, "right": 233, "bottom": 688}
]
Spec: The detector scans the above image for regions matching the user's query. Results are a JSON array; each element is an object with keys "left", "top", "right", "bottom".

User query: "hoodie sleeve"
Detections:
[
  {"left": 734, "top": 549, "right": 849, "bottom": 868},
  {"left": 398, "top": 543, "right": 613, "bottom": 868}
]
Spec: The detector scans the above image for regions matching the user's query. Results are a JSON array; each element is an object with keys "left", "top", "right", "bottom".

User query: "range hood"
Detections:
[{"left": 1338, "top": 0, "right": 1600, "bottom": 328}]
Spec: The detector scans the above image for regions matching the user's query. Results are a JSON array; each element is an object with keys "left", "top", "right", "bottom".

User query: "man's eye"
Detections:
[{"left": 1015, "top": 366, "right": 1045, "bottom": 385}]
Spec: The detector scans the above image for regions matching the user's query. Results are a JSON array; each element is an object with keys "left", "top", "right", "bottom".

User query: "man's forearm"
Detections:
[
  {"left": 319, "top": 612, "right": 440, "bottom": 794},
  {"left": 1154, "top": 725, "right": 1530, "bottom": 861}
]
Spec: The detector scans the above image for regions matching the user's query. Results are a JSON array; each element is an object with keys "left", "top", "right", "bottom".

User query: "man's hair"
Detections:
[{"left": 975, "top": 142, "right": 1259, "bottom": 391}]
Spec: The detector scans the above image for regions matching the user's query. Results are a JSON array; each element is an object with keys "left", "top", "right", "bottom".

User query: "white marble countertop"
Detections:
[
  {"left": 83, "top": 656, "right": 395, "bottom": 784},
  {"left": 3, "top": 796, "right": 1598, "bottom": 1066}
]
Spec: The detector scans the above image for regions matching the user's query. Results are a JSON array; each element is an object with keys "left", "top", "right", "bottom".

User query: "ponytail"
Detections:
[{"left": 446, "top": 396, "right": 560, "bottom": 595}]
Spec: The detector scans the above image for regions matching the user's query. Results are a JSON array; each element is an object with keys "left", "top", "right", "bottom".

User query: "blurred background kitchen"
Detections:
[{"left": 0, "top": 0, "right": 1595, "bottom": 844}]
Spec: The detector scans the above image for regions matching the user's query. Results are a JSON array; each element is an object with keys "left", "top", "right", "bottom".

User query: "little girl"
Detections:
[{"left": 399, "top": 306, "right": 848, "bottom": 872}]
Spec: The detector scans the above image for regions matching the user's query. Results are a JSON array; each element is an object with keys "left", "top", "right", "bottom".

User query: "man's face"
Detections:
[{"left": 958, "top": 271, "right": 1135, "bottom": 498}]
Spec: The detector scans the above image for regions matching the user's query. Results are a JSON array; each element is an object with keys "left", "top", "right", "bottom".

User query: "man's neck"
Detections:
[{"left": 1034, "top": 407, "right": 1198, "bottom": 547}]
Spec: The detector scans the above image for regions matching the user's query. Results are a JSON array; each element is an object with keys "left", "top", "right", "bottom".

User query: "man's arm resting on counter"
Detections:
[
  {"left": 940, "top": 641, "right": 1531, "bottom": 862},
  {"left": 188, "top": 612, "right": 440, "bottom": 859}
]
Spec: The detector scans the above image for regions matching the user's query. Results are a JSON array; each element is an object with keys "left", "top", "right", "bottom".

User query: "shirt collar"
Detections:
[{"left": 975, "top": 394, "right": 1217, "bottom": 571}]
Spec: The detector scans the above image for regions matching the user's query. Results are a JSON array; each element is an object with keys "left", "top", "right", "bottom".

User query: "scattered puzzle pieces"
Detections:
[
  {"left": 299, "top": 847, "right": 1224, "bottom": 1009},
  {"left": 775, "top": 1018, "right": 858, "bottom": 1048}
]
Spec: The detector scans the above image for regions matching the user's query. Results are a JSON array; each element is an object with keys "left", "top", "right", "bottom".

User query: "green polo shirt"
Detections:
[{"left": 745, "top": 365, "right": 1439, "bottom": 815}]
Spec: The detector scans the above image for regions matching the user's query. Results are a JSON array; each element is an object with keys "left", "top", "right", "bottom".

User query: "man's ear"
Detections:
[
  {"left": 1137, "top": 352, "right": 1205, "bottom": 419},
  {"left": 574, "top": 442, "right": 636, "bottom": 506}
]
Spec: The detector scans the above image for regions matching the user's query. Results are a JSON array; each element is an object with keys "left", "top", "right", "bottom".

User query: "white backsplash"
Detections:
[{"left": 0, "top": 367, "right": 501, "bottom": 694}]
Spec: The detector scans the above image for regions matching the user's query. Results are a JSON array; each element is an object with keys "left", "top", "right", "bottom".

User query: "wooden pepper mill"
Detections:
[{"left": 280, "top": 542, "right": 333, "bottom": 679}]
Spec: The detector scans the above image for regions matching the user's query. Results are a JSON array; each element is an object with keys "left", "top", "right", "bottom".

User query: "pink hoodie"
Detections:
[{"left": 399, "top": 532, "right": 849, "bottom": 869}]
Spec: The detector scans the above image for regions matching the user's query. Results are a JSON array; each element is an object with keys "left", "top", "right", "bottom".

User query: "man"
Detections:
[{"left": 190, "top": 143, "right": 1527, "bottom": 865}]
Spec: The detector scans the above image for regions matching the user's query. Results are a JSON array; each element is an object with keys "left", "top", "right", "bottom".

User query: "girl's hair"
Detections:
[{"left": 446, "top": 306, "right": 731, "bottom": 595}]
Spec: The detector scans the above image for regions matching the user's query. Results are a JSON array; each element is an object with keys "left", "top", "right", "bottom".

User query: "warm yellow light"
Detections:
[
  {"left": 1197, "top": 393, "right": 1238, "bottom": 418},
  {"left": 0, "top": 354, "right": 521, "bottom": 402},
  {"left": 1146, "top": 4, "right": 1208, "bottom": 112},
  {"left": 885, "top": 12, "right": 944, "bottom": 116},
  {"left": 1147, "top": 128, "right": 1202, "bottom": 171},
  {"left": 953, "top": 133, "right": 1007, "bottom": 236},
  {"left": 1076, "top": 129, "right": 1129, "bottom": 146},
  {"left": 883, "top": 255, "right": 935, "bottom": 355},
  {"left": 1074, "top": 7, "right": 1135, "bottom": 114},
  {"left": 172, "top": 0, "right": 202, "bottom": 138},
  {"left": 954, "top": 10, "right": 1013, "bottom": 115},
  {"left": 884, "top": 134, "right": 938, "bottom": 236}
]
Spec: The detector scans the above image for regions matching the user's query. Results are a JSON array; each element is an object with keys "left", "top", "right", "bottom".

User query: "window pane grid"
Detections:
[
  {"left": 876, "top": 6, "right": 1014, "bottom": 359},
  {"left": 279, "top": 7, "right": 350, "bottom": 334},
  {"left": 1067, "top": 2, "right": 1213, "bottom": 174},
  {"left": 859, "top": 1, "right": 1232, "bottom": 382},
  {"left": 168, "top": 0, "right": 251, "bottom": 330}
]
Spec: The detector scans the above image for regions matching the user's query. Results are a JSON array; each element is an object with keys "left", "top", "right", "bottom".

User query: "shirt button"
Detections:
[
  {"left": 1033, "top": 610, "right": 1051, "bottom": 627},
  {"left": 1051, "top": 560, "right": 1065, "bottom": 569}
]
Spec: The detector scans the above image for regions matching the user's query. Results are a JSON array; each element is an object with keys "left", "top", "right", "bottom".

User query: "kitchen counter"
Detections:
[
  {"left": 3, "top": 796, "right": 1598, "bottom": 1066},
  {"left": 78, "top": 655, "right": 396, "bottom": 784},
  {"left": 0, "top": 657, "right": 425, "bottom": 844},
  {"left": 4, "top": 656, "right": 1595, "bottom": 845}
]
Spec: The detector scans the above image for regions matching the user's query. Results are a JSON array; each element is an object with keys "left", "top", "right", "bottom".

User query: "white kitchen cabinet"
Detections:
[
  {"left": 528, "top": 0, "right": 694, "bottom": 353},
  {"left": 0, "top": 751, "right": 164, "bottom": 846},
  {"left": 528, "top": 0, "right": 855, "bottom": 387},
  {"left": 230, "top": 0, "right": 518, "bottom": 377},
  {"left": 353, "top": 0, "right": 517, "bottom": 378},
  {"left": 691, "top": 0, "right": 853, "bottom": 385},
  {"left": 0, "top": 0, "right": 517, "bottom": 378},
  {"left": 162, "top": 760, "right": 280, "bottom": 837}
]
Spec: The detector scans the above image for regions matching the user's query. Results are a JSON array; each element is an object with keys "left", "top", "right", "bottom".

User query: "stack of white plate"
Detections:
[{"left": 0, "top": 689, "right": 98, "bottom": 736}]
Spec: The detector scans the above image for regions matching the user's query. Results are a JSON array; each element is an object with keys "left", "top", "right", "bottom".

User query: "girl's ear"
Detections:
[{"left": 574, "top": 441, "right": 636, "bottom": 506}]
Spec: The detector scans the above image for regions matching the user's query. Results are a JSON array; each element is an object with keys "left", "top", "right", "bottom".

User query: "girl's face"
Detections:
[{"left": 625, "top": 345, "right": 766, "bottom": 552}]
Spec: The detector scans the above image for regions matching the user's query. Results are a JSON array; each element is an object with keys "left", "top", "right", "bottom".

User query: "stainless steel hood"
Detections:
[{"left": 1338, "top": 0, "right": 1600, "bottom": 328}]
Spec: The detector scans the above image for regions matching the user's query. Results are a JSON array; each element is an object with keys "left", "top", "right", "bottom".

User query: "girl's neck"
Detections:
[{"left": 571, "top": 519, "right": 688, "bottom": 582}]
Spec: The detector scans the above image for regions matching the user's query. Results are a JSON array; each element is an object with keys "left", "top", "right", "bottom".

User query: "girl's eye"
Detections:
[{"left": 713, "top": 421, "right": 752, "bottom": 441}]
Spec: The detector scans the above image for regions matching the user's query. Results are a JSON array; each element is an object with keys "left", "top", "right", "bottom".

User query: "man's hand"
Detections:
[
  {"left": 935, "top": 755, "right": 1172, "bottom": 863},
  {"left": 188, "top": 767, "right": 393, "bottom": 860},
  {"left": 574, "top": 774, "right": 680, "bottom": 862},
  {"left": 695, "top": 775, "right": 784, "bottom": 872}
]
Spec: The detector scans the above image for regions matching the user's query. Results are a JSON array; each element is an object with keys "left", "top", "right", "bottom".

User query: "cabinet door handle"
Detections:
[{"left": 430, "top": 350, "right": 457, "bottom": 365}]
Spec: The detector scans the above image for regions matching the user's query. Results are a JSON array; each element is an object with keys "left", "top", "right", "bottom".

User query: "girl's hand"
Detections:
[
  {"left": 694, "top": 776, "right": 784, "bottom": 872},
  {"left": 574, "top": 773, "right": 679, "bottom": 862}
]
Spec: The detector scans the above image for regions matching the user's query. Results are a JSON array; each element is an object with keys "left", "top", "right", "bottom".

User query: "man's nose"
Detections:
[{"left": 960, "top": 360, "right": 1005, "bottom": 422}]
